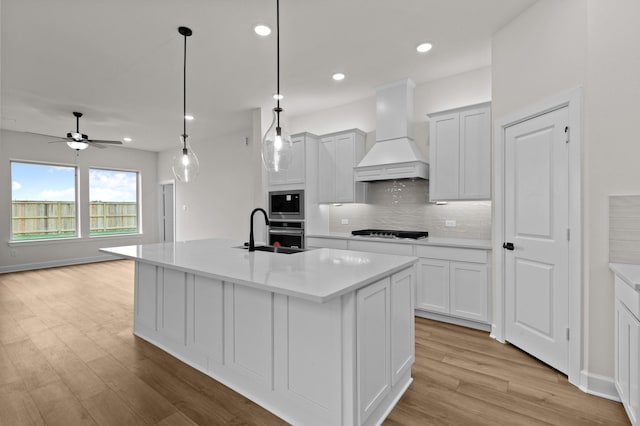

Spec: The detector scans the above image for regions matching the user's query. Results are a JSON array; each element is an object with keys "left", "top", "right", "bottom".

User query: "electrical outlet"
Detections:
[
  {"left": 445, "top": 220, "right": 457, "bottom": 227},
  {"left": 341, "top": 219, "right": 349, "bottom": 225},
  {"left": 10, "top": 250, "right": 16, "bottom": 257}
]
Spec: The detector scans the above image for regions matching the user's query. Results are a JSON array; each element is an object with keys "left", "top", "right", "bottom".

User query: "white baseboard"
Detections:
[
  {"left": 579, "top": 370, "right": 620, "bottom": 402},
  {"left": 0, "top": 254, "right": 119, "bottom": 273},
  {"left": 414, "top": 309, "right": 491, "bottom": 332}
]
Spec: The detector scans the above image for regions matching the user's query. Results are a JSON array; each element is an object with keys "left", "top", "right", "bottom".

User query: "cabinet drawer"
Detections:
[
  {"left": 616, "top": 276, "right": 640, "bottom": 320},
  {"left": 348, "top": 240, "right": 413, "bottom": 256},
  {"left": 415, "top": 245, "right": 487, "bottom": 263}
]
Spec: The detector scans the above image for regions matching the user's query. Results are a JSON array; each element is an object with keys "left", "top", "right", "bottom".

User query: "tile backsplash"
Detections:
[
  {"left": 329, "top": 179, "right": 491, "bottom": 240},
  {"left": 609, "top": 195, "right": 640, "bottom": 264}
]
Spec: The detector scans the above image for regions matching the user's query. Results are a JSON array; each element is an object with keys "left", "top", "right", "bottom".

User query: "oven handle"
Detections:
[{"left": 268, "top": 228, "right": 305, "bottom": 235}]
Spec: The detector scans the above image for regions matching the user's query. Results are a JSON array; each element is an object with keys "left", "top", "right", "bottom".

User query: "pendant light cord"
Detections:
[
  {"left": 276, "top": 0, "right": 281, "bottom": 129},
  {"left": 183, "top": 31, "right": 188, "bottom": 145}
]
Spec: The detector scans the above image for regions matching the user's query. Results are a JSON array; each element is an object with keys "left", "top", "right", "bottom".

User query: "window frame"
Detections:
[
  {"left": 9, "top": 160, "right": 80, "bottom": 242},
  {"left": 88, "top": 167, "right": 141, "bottom": 238}
]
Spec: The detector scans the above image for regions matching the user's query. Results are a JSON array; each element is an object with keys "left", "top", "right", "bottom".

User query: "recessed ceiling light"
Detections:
[
  {"left": 185, "top": 115, "right": 194, "bottom": 121},
  {"left": 416, "top": 42, "right": 433, "bottom": 53},
  {"left": 123, "top": 137, "right": 132, "bottom": 143},
  {"left": 254, "top": 25, "right": 271, "bottom": 36},
  {"left": 332, "top": 73, "right": 345, "bottom": 81},
  {"left": 272, "top": 93, "right": 283, "bottom": 100}
]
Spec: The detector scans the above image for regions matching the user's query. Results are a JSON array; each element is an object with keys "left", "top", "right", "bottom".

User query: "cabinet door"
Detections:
[
  {"left": 429, "top": 112, "right": 460, "bottom": 201},
  {"left": 630, "top": 311, "right": 640, "bottom": 424},
  {"left": 357, "top": 277, "right": 391, "bottom": 424},
  {"left": 335, "top": 133, "right": 355, "bottom": 202},
  {"left": 450, "top": 262, "right": 488, "bottom": 322},
  {"left": 318, "top": 137, "right": 336, "bottom": 203},
  {"left": 390, "top": 268, "right": 415, "bottom": 386},
  {"left": 286, "top": 137, "right": 305, "bottom": 184},
  {"left": 459, "top": 106, "right": 491, "bottom": 199},
  {"left": 268, "top": 164, "right": 287, "bottom": 186},
  {"left": 416, "top": 258, "right": 450, "bottom": 314},
  {"left": 616, "top": 301, "right": 631, "bottom": 407}
]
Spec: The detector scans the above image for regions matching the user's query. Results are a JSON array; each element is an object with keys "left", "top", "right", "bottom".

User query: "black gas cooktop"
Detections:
[{"left": 351, "top": 229, "right": 429, "bottom": 240}]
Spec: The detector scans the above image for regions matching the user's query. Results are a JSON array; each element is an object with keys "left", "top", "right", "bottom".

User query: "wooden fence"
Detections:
[{"left": 11, "top": 201, "right": 137, "bottom": 239}]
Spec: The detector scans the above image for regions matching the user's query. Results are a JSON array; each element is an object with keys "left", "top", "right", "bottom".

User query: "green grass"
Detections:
[{"left": 12, "top": 228, "right": 138, "bottom": 240}]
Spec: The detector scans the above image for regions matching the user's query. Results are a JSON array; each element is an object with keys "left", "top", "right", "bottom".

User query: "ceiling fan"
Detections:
[{"left": 47, "top": 111, "right": 124, "bottom": 150}]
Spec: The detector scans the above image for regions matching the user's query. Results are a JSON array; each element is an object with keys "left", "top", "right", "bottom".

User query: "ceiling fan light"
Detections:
[{"left": 67, "top": 141, "right": 89, "bottom": 150}]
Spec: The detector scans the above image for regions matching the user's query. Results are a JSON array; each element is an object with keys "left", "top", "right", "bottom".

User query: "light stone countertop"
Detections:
[
  {"left": 101, "top": 238, "right": 417, "bottom": 303},
  {"left": 609, "top": 263, "right": 640, "bottom": 291},
  {"left": 307, "top": 233, "right": 492, "bottom": 250}
]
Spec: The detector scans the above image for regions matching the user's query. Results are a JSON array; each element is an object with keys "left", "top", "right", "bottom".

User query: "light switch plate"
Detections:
[
  {"left": 445, "top": 220, "right": 456, "bottom": 227},
  {"left": 341, "top": 219, "right": 349, "bottom": 225}
]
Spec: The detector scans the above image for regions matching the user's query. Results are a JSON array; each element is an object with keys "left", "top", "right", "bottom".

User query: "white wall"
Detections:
[
  {"left": 290, "top": 67, "right": 492, "bottom": 160},
  {"left": 0, "top": 129, "right": 159, "bottom": 271},
  {"left": 493, "top": 0, "right": 640, "bottom": 383},
  {"left": 157, "top": 123, "right": 259, "bottom": 242},
  {"left": 584, "top": 0, "right": 640, "bottom": 377}
]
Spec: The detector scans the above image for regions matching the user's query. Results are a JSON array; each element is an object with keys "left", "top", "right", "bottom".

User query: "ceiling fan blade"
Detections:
[
  {"left": 47, "top": 140, "right": 71, "bottom": 144},
  {"left": 89, "top": 143, "right": 107, "bottom": 149},
  {"left": 23, "top": 131, "right": 63, "bottom": 139},
  {"left": 88, "top": 139, "right": 123, "bottom": 145}
]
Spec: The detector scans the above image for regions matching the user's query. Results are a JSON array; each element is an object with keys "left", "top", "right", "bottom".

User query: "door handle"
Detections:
[{"left": 503, "top": 242, "right": 515, "bottom": 250}]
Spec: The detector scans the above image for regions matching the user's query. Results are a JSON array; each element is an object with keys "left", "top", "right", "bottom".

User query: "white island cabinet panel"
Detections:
[
  {"left": 135, "top": 262, "right": 158, "bottom": 331},
  {"left": 191, "top": 275, "right": 224, "bottom": 367},
  {"left": 390, "top": 267, "right": 415, "bottom": 386},
  {"left": 357, "top": 277, "right": 391, "bottom": 424},
  {"left": 160, "top": 268, "right": 187, "bottom": 348},
  {"left": 225, "top": 284, "right": 273, "bottom": 388}
]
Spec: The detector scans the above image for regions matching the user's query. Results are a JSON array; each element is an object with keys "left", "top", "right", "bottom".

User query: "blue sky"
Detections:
[{"left": 11, "top": 162, "right": 137, "bottom": 202}]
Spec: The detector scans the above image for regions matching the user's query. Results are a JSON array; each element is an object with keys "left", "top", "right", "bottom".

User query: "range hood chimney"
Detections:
[{"left": 354, "top": 79, "right": 428, "bottom": 181}]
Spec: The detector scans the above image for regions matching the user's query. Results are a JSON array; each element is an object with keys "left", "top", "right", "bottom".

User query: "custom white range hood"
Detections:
[{"left": 354, "top": 78, "right": 429, "bottom": 181}]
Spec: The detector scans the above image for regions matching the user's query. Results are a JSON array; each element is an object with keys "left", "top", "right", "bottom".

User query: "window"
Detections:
[
  {"left": 89, "top": 168, "right": 139, "bottom": 236},
  {"left": 11, "top": 161, "right": 78, "bottom": 240}
]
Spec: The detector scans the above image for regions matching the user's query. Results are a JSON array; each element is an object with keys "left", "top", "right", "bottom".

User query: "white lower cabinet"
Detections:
[
  {"left": 356, "top": 268, "right": 415, "bottom": 425},
  {"left": 415, "top": 246, "right": 490, "bottom": 325},
  {"left": 613, "top": 274, "right": 640, "bottom": 425}
]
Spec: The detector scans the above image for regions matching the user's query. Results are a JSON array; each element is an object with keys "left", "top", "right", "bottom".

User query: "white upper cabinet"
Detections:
[
  {"left": 428, "top": 103, "right": 491, "bottom": 201},
  {"left": 318, "top": 129, "right": 366, "bottom": 203},
  {"left": 268, "top": 134, "right": 306, "bottom": 189}
]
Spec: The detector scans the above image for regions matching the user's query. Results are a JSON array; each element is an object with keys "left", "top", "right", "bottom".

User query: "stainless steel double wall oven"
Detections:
[{"left": 268, "top": 190, "right": 304, "bottom": 248}]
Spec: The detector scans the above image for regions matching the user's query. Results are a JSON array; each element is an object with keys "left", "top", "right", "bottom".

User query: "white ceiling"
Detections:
[{"left": 1, "top": 0, "right": 536, "bottom": 152}]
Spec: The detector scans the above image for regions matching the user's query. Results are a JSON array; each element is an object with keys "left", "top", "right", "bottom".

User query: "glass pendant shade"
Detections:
[
  {"left": 262, "top": 108, "right": 293, "bottom": 172},
  {"left": 172, "top": 135, "right": 199, "bottom": 182},
  {"left": 67, "top": 141, "right": 88, "bottom": 150}
]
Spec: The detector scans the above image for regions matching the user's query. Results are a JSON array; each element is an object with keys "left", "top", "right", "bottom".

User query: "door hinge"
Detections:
[
  {"left": 566, "top": 328, "right": 570, "bottom": 340},
  {"left": 565, "top": 126, "right": 570, "bottom": 143},
  {"left": 567, "top": 228, "right": 570, "bottom": 241}
]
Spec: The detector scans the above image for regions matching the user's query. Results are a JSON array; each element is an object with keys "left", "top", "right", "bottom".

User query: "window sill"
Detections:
[{"left": 7, "top": 233, "right": 144, "bottom": 248}]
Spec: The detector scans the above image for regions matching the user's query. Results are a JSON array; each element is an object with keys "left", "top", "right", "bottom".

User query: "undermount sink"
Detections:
[{"left": 236, "top": 245, "right": 306, "bottom": 254}]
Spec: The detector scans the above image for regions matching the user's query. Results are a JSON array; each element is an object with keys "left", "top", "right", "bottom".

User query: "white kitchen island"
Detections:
[{"left": 101, "top": 239, "right": 417, "bottom": 426}]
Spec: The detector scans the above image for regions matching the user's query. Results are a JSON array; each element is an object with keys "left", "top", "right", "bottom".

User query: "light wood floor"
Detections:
[{"left": 0, "top": 260, "right": 629, "bottom": 425}]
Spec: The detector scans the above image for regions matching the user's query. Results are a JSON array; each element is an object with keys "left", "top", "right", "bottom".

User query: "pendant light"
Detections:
[
  {"left": 172, "top": 26, "right": 200, "bottom": 183},
  {"left": 262, "top": 0, "right": 293, "bottom": 173}
]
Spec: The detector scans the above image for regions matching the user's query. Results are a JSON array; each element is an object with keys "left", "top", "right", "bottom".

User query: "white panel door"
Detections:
[{"left": 504, "top": 106, "right": 569, "bottom": 373}]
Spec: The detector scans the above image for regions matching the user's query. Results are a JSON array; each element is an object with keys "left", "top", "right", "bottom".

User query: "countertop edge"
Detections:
[
  {"left": 100, "top": 247, "right": 418, "bottom": 303},
  {"left": 306, "top": 233, "right": 492, "bottom": 250},
  {"left": 609, "top": 263, "right": 640, "bottom": 291}
]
